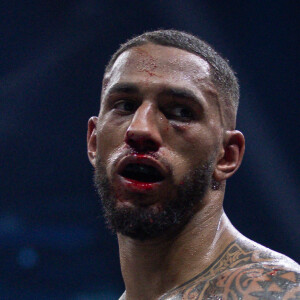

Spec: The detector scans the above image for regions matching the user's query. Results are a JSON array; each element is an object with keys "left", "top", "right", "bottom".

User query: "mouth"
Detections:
[
  {"left": 116, "top": 155, "right": 168, "bottom": 191},
  {"left": 120, "top": 163, "right": 165, "bottom": 183}
]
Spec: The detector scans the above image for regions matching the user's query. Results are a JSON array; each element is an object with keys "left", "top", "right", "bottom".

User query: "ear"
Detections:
[
  {"left": 214, "top": 130, "right": 245, "bottom": 182},
  {"left": 87, "top": 116, "right": 98, "bottom": 167}
]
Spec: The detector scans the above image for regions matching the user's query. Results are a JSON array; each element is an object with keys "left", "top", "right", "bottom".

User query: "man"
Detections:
[{"left": 87, "top": 30, "right": 299, "bottom": 299}]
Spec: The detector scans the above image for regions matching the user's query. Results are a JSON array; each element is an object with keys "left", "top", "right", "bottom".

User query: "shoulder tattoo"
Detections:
[{"left": 161, "top": 241, "right": 300, "bottom": 299}]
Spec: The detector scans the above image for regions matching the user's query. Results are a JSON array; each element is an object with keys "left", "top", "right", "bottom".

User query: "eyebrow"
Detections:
[
  {"left": 158, "top": 87, "right": 201, "bottom": 103},
  {"left": 105, "top": 83, "right": 205, "bottom": 106},
  {"left": 106, "top": 82, "right": 140, "bottom": 96}
]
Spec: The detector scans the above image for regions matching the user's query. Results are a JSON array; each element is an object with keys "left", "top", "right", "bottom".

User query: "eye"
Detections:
[
  {"left": 165, "top": 105, "right": 194, "bottom": 121},
  {"left": 113, "top": 100, "right": 137, "bottom": 113}
]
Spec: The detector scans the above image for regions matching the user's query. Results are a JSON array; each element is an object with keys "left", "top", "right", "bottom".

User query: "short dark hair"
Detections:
[{"left": 104, "top": 29, "right": 239, "bottom": 128}]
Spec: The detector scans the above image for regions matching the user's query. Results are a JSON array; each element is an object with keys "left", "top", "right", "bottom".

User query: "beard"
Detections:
[{"left": 93, "top": 156, "right": 213, "bottom": 241}]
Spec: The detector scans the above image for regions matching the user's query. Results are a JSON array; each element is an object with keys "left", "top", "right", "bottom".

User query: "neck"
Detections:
[{"left": 117, "top": 192, "right": 237, "bottom": 300}]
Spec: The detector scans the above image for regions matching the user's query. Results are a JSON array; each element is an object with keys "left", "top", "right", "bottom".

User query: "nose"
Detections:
[{"left": 125, "top": 102, "right": 162, "bottom": 152}]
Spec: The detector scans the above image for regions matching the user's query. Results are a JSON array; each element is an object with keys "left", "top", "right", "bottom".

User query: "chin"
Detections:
[{"left": 94, "top": 155, "right": 213, "bottom": 240}]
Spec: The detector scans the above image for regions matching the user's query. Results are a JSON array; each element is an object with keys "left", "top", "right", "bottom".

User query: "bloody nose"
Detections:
[{"left": 125, "top": 132, "right": 160, "bottom": 152}]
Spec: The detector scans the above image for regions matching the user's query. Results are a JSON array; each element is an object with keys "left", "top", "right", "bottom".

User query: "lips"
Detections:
[
  {"left": 117, "top": 155, "right": 168, "bottom": 184},
  {"left": 121, "top": 164, "right": 164, "bottom": 182}
]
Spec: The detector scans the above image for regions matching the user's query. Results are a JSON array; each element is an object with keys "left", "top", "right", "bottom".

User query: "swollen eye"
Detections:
[
  {"left": 176, "top": 107, "right": 192, "bottom": 118},
  {"left": 167, "top": 106, "right": 194, "bottom": 120}
]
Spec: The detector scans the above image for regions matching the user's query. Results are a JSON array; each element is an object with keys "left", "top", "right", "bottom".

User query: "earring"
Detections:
[{"left": 211, "top": 179, "right": 220, "bottom": 190}]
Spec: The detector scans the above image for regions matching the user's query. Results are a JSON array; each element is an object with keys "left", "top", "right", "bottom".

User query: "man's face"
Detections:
[{"left": 92, "top": 44, "right": 224, "bottom": 240}]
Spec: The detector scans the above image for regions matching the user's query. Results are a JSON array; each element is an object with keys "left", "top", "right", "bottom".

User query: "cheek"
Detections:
[
  {"left": 167, "top": 123, "right": 220, "bottom": 177},
  {"left": 171, "top": 123, "right": 198, "bottom": 145},
  {"left": 96, "top": 117, "right": 128, "bottom": 160},
  {"left": 170, "top": 123, "right": 216, "bottom": 156}
]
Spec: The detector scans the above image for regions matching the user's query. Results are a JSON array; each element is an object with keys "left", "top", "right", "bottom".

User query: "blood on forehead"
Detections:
[
  {"left": 111, "top": 44, "right": 211, "bottom": 81},
  {"left": 101, "top": 44, "right": 236, "bottom": 127},
  {"left": 131, "top": 47, "right": 161, "bottom": 78}
]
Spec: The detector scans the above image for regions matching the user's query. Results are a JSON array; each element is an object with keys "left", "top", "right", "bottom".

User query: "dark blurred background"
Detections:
[{"left": 1, "top": 1, "right": 299, "bottom": 299}]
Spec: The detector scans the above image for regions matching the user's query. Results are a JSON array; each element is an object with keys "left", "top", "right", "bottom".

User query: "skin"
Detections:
[{"left": 87, "top": 44, "right": 300, "bottom": 299}]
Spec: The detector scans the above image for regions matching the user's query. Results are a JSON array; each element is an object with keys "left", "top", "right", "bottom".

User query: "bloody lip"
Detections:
[
  {"left": 116, "top": 154, "right": 168, "bottom": 180},
  {"left": 115, "top": 153, "right": 169, "bottom": 194},
  {"left": 119, "top": 175, "right": 162, "bottom": 192}
]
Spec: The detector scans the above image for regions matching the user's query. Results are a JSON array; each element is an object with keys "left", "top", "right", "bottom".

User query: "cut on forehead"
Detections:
[
  {"left": 105, "top": 43, "right": 211, "bottom": 83},
  {"left": 102, "top": 30, "right": 239, "bottom": 129}
]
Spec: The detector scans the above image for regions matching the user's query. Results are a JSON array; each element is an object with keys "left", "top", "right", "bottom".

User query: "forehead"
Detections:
[{"left": 103, "top": 43, "right": 214, "bottom": 93}]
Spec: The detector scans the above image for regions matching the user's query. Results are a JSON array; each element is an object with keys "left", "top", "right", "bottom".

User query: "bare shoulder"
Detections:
[
  {"left": 162, "top": 239, "right": 300, "bottom": 299},
  {"left": 163, "top": 264, "right": 300, "bottom": 300}
]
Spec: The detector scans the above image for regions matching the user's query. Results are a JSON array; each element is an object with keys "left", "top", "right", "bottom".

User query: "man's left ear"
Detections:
[{"left": 213, "top": 130, "right": 245, "bottom": 181}]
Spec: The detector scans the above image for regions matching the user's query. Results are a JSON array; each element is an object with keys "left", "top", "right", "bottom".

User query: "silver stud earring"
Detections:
[{"left": 211, "top": 179, "right": 220, "bottom": 190}]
